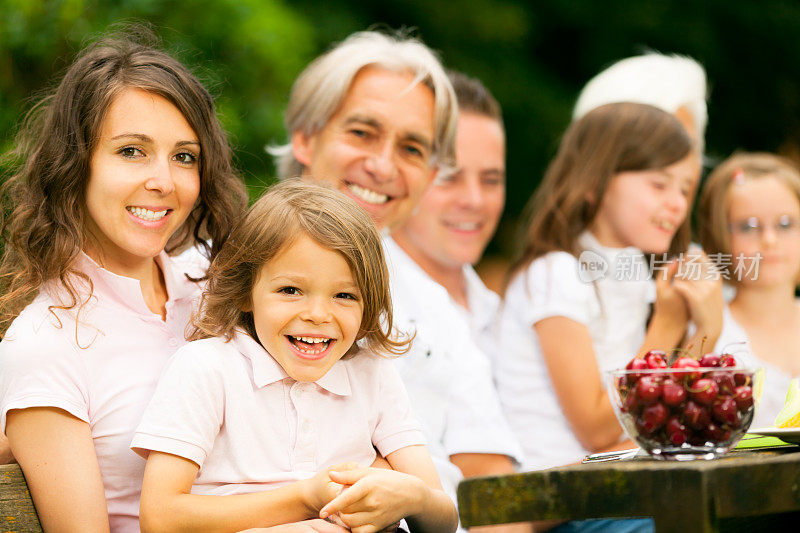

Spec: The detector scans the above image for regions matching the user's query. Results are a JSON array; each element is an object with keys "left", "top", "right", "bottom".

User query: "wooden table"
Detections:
[{"left": 457, "top": 448, "right": 800, "bottom": 532}]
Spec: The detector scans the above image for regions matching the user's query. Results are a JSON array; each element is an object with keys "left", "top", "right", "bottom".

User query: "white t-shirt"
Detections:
[
  {"left": 0, "top": 252, "right": 206, "bottom": 532},
  {"left": 461, "top": 265, "right": 502, "bottom": 360},
  {"left": 714, "top": 304, "right": 795, "bottom": 429},
  {"left": 495, "top": 232, "right": 654, "bottom": 471},
  {"left": 382, "top": 237, "right": 524, "bottom": 504},
  {"left": 132, "top": 330, "right": 425, "bottom": 495}
]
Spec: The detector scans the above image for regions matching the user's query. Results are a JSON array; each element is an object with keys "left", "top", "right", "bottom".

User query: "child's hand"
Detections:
[
  {"left": 319, "top": 467, "right": 426, "bottom": 532},
  {"left": 653, "top": 259, "right": 690, "bottom": 329},
  {"left": 673, "top": 249, "right": 724, "bottom": 347},
  {"left": 302, "top": 462, "right": 360, "bottom": 514}
]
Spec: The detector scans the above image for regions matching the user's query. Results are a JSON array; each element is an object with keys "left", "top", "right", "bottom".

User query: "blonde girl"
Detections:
[
  {"left": 132, "top": 180, "right": 457, "bottom": 533},
  {"left": 699, "top": 152, "right": 800, "bottom": 428},
  {"left": 495, "top": 102, "right": 723, "bottom": 471}
]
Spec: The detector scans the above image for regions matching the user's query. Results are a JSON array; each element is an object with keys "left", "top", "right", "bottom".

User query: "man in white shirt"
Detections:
[
  {"left": 389, "top": 68, "right": 519, "bottom": 470},
  {"left": 388, "top": 71, "right": 531, "bottom": 531},
  {"left": 272, "top": 32, "right": 522, "bottom": 525}
]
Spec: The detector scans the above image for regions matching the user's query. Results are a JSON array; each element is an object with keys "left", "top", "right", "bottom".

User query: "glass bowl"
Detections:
[{"left": 607, "top": 367, "right": 755, "bottom": 460}]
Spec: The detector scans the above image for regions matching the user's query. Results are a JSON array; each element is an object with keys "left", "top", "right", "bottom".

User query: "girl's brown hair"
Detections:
[
  {"left": 698, "top": 152, "right": 800, "bottom": 281},
  {"left": 0, "top": 31, "right": 248, "bottom": 336},
  {"left": 190, "top": 179, "right": 409, "bottom": 357},
  {"left": 511, "top": 102, "right": 694, "bottom": 279}
]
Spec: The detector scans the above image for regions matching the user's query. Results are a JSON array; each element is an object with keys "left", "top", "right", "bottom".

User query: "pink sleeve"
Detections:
[
  {"left": 0, "top": 311, "right": 90, "bottom": 432},
  {"left": 371, "top": 357, "right": 426, "bottom": 457}
]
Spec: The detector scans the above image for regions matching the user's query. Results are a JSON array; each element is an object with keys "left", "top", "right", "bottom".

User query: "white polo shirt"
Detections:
[
  {"left": 714, "top": 304, "right": 794, "bottom": 429},
  {"left": 0, "top": 252, "right": 206, "bottom": 533},
  {"left": 382, "top": 237, "right": 524, "bottom": 502},
  {"left": 495, "top": 232, "right": 653, "bottom": 471},
  {"left": 132, "top": 330, "right": 425, "bottom": 495}
]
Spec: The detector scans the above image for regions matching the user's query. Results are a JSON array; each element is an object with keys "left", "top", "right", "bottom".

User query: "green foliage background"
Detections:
[{"left": 2, "top": 0, "right": 799, "bottom": 259}]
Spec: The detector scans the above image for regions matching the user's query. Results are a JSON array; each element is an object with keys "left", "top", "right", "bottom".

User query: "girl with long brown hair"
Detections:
[
  {"left": 494, "top": 102, "right": 723, "bottom": 472},
  {"left": 699, "top": 153, "right": 800, "bottom": 428},
  {"left": 0, "top": 33, "right": 247, "bottom": 531}
]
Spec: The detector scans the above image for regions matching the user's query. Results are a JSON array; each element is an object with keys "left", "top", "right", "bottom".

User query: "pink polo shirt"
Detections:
[
  {"left": 0, "top": 252, "right": 206, "bottom": 533},
  {"left": 131, "top": 330, "right": 425, "bottom": 496}
]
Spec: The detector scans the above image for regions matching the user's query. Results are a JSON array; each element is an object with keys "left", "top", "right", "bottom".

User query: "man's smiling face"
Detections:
[{"left": 292, "top": 66, "right": 437, "bottom": 230}]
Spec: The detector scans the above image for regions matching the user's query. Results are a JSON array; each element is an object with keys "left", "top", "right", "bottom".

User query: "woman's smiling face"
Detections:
[{"left": 84, "top": 88, "right": 201, "bottom": 272}]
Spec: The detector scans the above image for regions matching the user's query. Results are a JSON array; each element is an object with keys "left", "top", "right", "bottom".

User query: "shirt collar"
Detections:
[
  {"left": 383, "top": 236, "right": 451, "bottom": 297},
  {"left": 72, "top": 251, "right": 201, "bottom": 316},
  {"left": 232, "top": 329, "right": 352, "bottom": 396},
  {"left": 578, "top": 230, "right": 643, "bottom": 260}
]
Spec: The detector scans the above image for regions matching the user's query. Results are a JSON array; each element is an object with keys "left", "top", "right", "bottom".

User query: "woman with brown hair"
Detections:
[{"left": 0, "top": 33, "right": 247, "bottom": 531}]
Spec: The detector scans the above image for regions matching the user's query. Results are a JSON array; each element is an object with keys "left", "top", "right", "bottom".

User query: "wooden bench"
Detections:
[{"left": 0, "top": 464, "right": 42, "bottom": 532}]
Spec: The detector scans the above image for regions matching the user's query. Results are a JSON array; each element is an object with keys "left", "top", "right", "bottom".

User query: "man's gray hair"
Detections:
[
  {"left": 573, "top": 52, "right": 708, "bottom": 150},
  {"left": 270, "top": 30, "right": 457, "bottom": 179}
]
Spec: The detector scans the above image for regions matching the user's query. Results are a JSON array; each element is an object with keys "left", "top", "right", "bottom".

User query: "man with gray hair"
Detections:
[
  {"left": 273, "top": 30, "right": 523, "bottom": 527},
  {"left": 272, "top": 30, "right": 457, "bottom": 230}
]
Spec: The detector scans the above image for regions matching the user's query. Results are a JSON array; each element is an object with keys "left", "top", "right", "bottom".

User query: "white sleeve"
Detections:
[
  {"left": 371, "top": 357, "right": 426, "bottom": 457},
  {"left": 518, "top": 252, "right": 599, "bottom": 327},
  {"left": 0, "top": 312, "right": 89, "bottom": 432},
  {"left": 131, "top": 343, "right": 225, "bottom": 467},
  {"left": 442, "top": 355, "right": 525, "bottom": 462}
]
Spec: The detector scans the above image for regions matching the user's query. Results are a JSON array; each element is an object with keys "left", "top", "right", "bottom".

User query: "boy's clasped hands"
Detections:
[{"left": 238, "top": 462, "right": 411, "bottom": 533}]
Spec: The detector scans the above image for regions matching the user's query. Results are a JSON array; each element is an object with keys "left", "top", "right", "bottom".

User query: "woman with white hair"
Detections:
[{"left": 573, "top": 52, "right": 708, "bottom": 149}]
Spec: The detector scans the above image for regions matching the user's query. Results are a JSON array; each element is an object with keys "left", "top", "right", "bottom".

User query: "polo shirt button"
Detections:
[
  {"left": 168, "top": 338, "right": 178, "bottom": 347},
  {"left": 302, "top": 421, "right": 312, "bottom": 432}
]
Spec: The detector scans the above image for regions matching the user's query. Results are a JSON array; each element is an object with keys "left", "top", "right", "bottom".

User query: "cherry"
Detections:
[
  {"left": 625, "top": 357, "right": 649, "bottom": 382},
  {"left": 662, "top": 379, "right": 687, "bottom": 406},
  {"left": 689, "top": 378, "right": 719, "bottom": 405},
  {"left": 712, "top": 373, "right": 736, "bottom": 396},
  {"left": 734, "top": 386, "right": 754, "bottom": 410},
  {"left": 666, "top": 416, "right": 687, "bottom": 435},
  {"left": 641, "top": 402, "right": 669, "bottom": 433},
  {"left": 734, "top": 372, "right": 749, "bottom": 387},
  {"left": 712, "top": 397, "right": 741, "bottom": 427},
  {"left": 622, "top": 390, "right": 639, "bottom": 413},
  {"left": 707, "top": 422, "right": 732, "bottom": 442},
  {"left": 636, "top": 376, "right": 662, "bottom": 405},
  {"left": 720, "top": 354, "right": 737, "bottom": 367},
  {"left": 669, "top": 426, "right": 690, "bottom": 445},
  {"left": 684, "top": 400, "right": 711, "bottom": 429},
  {"left": 673, "top": 356, "right": 701, "bottom": 381},
  {"left": 699, "top": 353, "right": 721, "bottom": 368},
  {"left": 645, "top": 350, "right": 668, "bottom": 369}
]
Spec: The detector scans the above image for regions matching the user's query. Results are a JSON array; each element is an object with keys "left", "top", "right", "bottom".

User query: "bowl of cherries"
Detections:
[{"left": 607, "top": 350, "right": 755, "bottom": 460}]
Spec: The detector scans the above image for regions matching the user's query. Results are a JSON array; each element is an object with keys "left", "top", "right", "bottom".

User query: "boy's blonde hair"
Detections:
[
  {"left": 698, "top": 152, "right": 800, "bottom": 282},
  {"left": 190, "top": 179, "right": 408, "bottom": 357}
]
